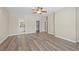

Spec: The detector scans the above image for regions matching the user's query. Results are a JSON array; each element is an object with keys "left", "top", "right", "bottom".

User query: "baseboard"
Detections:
[
  {"left": 76, "top": 40, "right": 79, "bottom": 43},
  {"left": 8, "top": 34, "right": 19, "bottom": 36},
  {"left": 55, "top": 35, "right": 76, "bottom": 43},
  {"left": 48, "top": 32, "right": 54, "bottom": 35},
  {"left": 8, "top": 32, "right": 36, "bottom": 36},
  {"left": 0, "top": 35, "right": 8, "bottom": 44}
]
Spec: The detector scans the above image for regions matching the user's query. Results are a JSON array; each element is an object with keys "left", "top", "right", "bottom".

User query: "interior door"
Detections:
[{"left": 36, "top": 21, "right": 40, "bottom": 33}]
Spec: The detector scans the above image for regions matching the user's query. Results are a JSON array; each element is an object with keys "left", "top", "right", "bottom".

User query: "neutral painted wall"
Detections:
[
  {"left": 48, "top": 13, "right": 54, "bottom": 35},
  {"left": 24, "top": 15, "right": 37, "bottom": 34},
  {"left": 41, "top": 16, "right": 47, "bottom": 32},
  {"left": 55, "top": 8, "right": 76, "bottom": 42},
  {"left": 9, "top": 15, "right": 46, "bottom": 35},
  {"left": 0, "top": 8, "right": 9, "bottom": 44},
  {"left": 9, "top": 16, "right": 18, "bottom": 35},
  {"left": 76, "top": 8, "right": 79, "bottom": 42}
]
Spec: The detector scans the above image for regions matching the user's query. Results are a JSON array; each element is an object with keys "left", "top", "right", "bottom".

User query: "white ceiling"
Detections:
[{"left": 6, "top": 7, "right": 63, "bottom": 16}]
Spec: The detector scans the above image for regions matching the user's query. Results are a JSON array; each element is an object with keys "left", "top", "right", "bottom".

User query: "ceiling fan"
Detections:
[{"left": 32, "top": 7, "right": 47, "bottom": 14}]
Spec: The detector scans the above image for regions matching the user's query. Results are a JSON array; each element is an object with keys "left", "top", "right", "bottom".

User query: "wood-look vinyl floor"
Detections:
[{"left": 0, "top": 32, "right": 79, "bottom": 51}]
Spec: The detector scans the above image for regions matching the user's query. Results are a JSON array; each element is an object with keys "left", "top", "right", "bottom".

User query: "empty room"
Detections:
[{"left": 0, "top": 7, "right": 79, "bottom": 51}]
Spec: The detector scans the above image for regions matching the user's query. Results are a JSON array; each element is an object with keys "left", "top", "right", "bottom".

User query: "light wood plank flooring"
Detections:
[{"left": 0, "top": 32, "right": 79, "bottom": 51}]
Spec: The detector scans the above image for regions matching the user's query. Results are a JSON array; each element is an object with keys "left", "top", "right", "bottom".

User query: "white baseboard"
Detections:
[
  {"left": 55, "top": 35, "right": 76, "bottom": 43},
  {"left": 8, "top": 34, "right": 19, "bottom": 36},
  {"left": 8, "top": 32, "right": 36, "bottom": 36},
  {"left": 76, "top": 40, "right": 79, "bottom": 43},
  {"left": 48, "top": 32, "right": 54, "bottom": 35},
  {"left": 0, "top": 35, "right": 8, "bottom": 44}
]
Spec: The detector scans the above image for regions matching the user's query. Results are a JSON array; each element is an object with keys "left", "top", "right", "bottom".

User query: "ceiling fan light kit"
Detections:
[{"left": 32, "top": 7, "right": 47, "bottom": 14}]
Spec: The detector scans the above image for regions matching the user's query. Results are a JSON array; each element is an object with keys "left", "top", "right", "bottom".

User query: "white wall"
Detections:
[
  {"left": 41, "top": 16, "right": 47, "bottom": 32},
  {"left": 55, "top": 8, "right": 76, "bottom": 42},
  {"left": 9, "top": 15, "right": 46, "bottom": 35},
  {"left": 0, "top": 8, "right": 9, "bottom": 44},
  {"left": 9, "top": 16, "right": 18, "bottom": 35},
  {"left": 76, "top": 8, "right": 79, "bottom": 42},
  {"left": 48, "top": 13, "right": 54, "bottom": 35},
  {"left": 24, "top": 15, "right": 37, "bottom": 34}
]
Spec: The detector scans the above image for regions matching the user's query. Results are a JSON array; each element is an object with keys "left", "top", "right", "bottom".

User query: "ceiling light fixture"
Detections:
[{"left": 32, "top": 7, "right": 47, "bottom": 14}]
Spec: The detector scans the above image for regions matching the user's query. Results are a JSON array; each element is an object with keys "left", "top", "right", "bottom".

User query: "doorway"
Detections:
[
  {"left": 18, "top": 19, "right": 25, "bottom": 34},
  {"left": 36, "top": 21, "right": 40, "bottom": 33}
]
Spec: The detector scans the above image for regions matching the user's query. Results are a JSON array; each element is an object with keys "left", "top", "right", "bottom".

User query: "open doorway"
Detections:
[
  {"left": 18, "top": 19, "right": 25, "bottom": 34},
  {"left": 36, "top": 21, "right": 40, "bottom": 33}
]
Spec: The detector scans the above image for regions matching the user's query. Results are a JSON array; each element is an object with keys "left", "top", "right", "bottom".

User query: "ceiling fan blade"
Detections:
[
  {"left": 32, "top": 8, "right": 38, "bottom": 11},
  {"left": 42, "top": 11, "right": 47, "bottom": 13},
  {"left": 32, "top": 7, "right": 47, "bottom": 14},
  {"left": 33, "top": 12, "right": 36, "bottom": 13}
]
